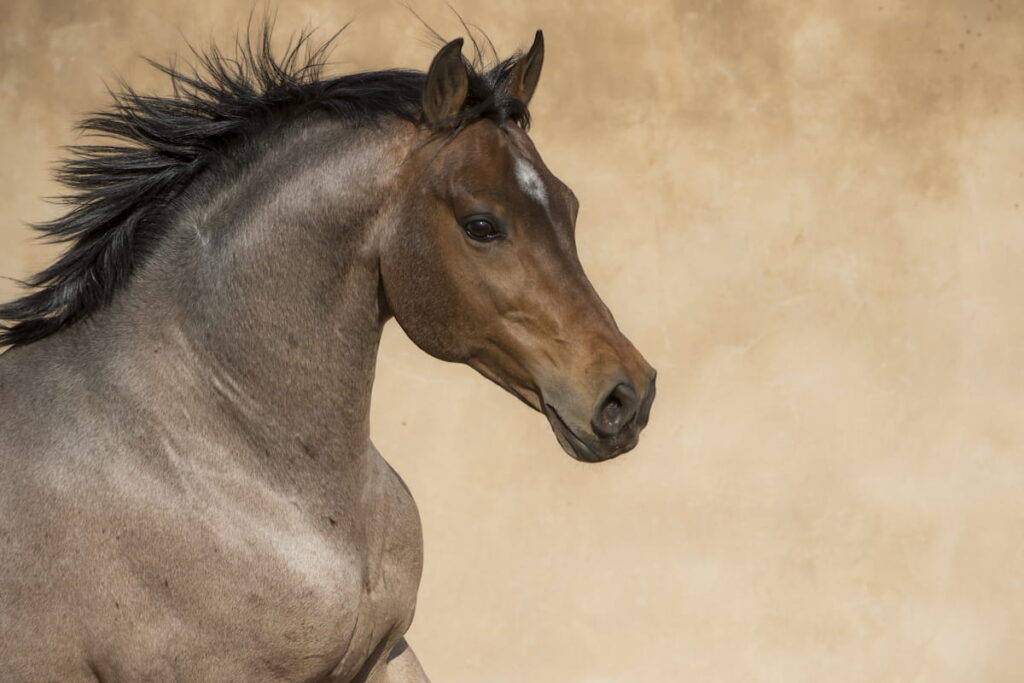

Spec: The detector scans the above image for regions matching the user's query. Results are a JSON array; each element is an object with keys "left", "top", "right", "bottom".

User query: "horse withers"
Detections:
[{"left": 0, "top": 28, "right": 655, "bottom": 682}]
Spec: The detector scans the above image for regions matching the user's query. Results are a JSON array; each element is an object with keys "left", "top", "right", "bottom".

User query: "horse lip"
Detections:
[{"left": 544, "top": 403, "right": 604, "bottom": 463}]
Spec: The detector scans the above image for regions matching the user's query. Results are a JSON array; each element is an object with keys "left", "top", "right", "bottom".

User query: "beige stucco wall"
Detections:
[{"left": 2, "top": 1, "right": 1022, "bottom": 680}]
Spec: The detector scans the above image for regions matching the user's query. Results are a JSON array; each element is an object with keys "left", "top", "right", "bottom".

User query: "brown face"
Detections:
[{"left": 379, "top": 36, "right": 656, "bottom": 462}]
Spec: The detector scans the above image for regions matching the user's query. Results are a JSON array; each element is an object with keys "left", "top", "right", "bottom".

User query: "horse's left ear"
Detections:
[
  {"left": 423, "top": 38, "right": 470, "bottom": 126},
  {"left": 508, "top": 30, "right": 544, "bottom": 106}
]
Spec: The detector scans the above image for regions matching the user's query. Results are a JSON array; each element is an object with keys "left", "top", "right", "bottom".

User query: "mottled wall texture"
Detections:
[{"left": 2, "top": 1, "right": 1022, "bottom": 681}]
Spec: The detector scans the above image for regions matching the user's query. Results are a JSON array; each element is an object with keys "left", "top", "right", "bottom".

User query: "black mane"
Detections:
[{"left": 0, "top": 25, "right": 530, "bottom": 348}]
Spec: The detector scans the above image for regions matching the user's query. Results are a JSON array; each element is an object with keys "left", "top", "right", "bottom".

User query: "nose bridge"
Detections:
[
  {"left": 514, "top": 226, "right": 651, "bottom": 393},
  {"left": 534, "top": 266, "right": 649, "bottom": 395},
  {"left": 563, "top": 264, "right": 643, "bottom": 362},
  {"left": 535, "top": 240, "right": 614, "bottom": 332}
]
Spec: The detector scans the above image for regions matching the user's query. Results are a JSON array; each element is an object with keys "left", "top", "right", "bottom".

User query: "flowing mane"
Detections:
[{"left": 0, "top": 25, "right": 531, "bottom": 348}]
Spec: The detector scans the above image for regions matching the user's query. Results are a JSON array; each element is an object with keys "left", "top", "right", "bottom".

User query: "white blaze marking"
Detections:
[{"left": 515, "top": 157, "right": 548, "bottom": 208}]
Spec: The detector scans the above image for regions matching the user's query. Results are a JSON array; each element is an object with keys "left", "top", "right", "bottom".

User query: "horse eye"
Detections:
[{"left": 463, "top": 218, "right": 502, "bottom": 242}]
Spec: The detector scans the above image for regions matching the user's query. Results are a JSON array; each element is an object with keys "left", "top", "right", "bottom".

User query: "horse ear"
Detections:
[
  {"left": 508, "top": 30, "right": 544, "bottom": 106},
  {"left": 423, "top": 38, "right": 469, "bottom": 126}
]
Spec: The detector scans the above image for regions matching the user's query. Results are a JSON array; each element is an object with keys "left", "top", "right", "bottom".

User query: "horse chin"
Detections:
[{"left": 543, "top": 404, "right": 634, "bottom": 463}]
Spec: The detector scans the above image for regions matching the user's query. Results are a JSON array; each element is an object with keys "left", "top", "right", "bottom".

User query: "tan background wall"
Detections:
[{"left": 2, "top": 1, "right": 1022, "bottom": 680}]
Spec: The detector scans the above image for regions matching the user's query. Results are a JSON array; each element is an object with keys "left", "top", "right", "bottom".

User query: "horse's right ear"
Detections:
[{"left": 423, "top": 38, "right": 469, "bottom": 126}]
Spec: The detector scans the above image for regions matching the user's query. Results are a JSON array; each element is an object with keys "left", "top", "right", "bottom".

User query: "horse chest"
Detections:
[
  {"left": 107, "top": 452, "right": 423, "bottom": 682},
  {"left": 216, "top": 478, "right": 421, "bottom": 677}
]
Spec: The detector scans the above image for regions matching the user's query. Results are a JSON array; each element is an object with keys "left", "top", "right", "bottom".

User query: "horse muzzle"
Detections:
[{"left": 544, "top": 370, "right": 656, "bottom": 463}]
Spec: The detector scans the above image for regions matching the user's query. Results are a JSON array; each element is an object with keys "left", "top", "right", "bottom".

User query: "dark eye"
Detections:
[{"left": 463, "top": 218, "right": 503, "bottom": 242}]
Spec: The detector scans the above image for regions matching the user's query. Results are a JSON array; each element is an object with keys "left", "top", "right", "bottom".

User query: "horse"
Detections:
[{"left": 0, "top": 26, "right": 656, "bottom": 682}]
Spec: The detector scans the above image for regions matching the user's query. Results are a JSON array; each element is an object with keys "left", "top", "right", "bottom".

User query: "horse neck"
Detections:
[{"left": 105, "top": 119, "right": 411, "bottom": 466}]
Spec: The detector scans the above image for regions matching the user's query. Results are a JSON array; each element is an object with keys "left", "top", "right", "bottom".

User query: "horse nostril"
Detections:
[
  {"left": 592, "top": 382, "right": 639, "bottom": 438},
  {"left": 601, "top": 395, "right": 623, "bottom": 425}
]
